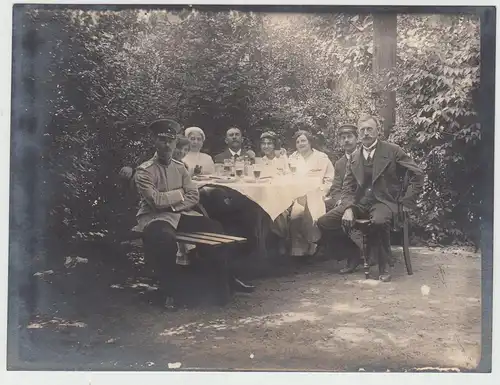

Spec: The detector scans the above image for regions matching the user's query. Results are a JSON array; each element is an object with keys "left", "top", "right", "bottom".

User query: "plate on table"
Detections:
[
  {"left": 242, "top": 176, "right": 271, "bottom": 183},
  {"left": 213, "top": 176, "right": 237, "bottom": 184},
  {"left": 192, "top": 175, "right": 212, "bottom": 181}
]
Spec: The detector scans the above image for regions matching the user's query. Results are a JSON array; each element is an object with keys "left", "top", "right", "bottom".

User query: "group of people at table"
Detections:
[{"left": 119, "top": 114, "right": 424, "bottom": 310}]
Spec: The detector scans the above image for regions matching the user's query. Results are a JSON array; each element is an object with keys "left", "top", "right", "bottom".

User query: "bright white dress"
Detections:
[{"left": 285, "top": 150, "right": 335, "bottom": 256}]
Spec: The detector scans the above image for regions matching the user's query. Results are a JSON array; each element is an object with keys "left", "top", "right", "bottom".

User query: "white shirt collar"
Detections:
[
  {"left": 229, "top": 148, "right": 242, "bottom": 157},
  {"left": 363, "top": 139, "right": 378, "bottom": 152},
  {"left": 345, "top": 152, "right": 352, "bottom": 161},
  {"left": 362, "top": 139, "right": 378, "bottom": 159}
]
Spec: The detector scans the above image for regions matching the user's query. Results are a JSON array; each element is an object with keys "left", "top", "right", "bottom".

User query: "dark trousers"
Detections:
[
  {"left": 142, "top": 215, "right": 232, "bottom": 306},
  {"left": 317, "top": 205, "right": 362, "bottom": 260},
  {"left": 317, "top": 202, "right": 392, "bottom": 268}
]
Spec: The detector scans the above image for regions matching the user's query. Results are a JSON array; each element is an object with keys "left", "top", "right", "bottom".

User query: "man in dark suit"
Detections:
[
  {"left": 324, "top": 124, "right": 359, "bottom": 211},
  {"left": 205, "top": 126, "right": 258, "bottom": 252},
  {"left": 318, "top": 124, "right": 362, "bottom": 265},
  {"left": 214, "top": 127, "right": 255, "bottom": 163},
  {"left": 317, "top": 114, "right": 424, "bottom": 282}
]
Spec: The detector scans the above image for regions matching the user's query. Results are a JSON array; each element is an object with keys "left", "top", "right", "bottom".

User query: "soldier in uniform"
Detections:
[{"left": 133, "top": 119, "right": 252, "bottom": 310}]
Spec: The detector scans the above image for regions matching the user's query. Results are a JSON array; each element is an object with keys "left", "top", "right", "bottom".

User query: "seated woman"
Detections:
[
  {"left": 259, "top": 130, "right": 290, "bottom": 176},
  {"left": 287, "top": 130, "right": 335, "bottom": 260},
  {"left": 258, "top": 130, "right": 290, "bottom": 255},
  {"left": 183, "top": 126, "right": 215, "bottom": 176}
]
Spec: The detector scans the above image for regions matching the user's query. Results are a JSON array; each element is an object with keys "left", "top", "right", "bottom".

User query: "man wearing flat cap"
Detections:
[
  {"left": 133, "top": 119, "right": 240, "bottom": 310},
  {"left": 317, "top": 124, "right": 362, "bottom": 268},
  {"left": 324, "top": 124, "right": 359, "bottom": 211}
]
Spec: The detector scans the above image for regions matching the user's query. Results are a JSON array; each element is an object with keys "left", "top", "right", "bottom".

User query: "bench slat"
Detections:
[
  {"left": 175, "top": 234, "right": 221, "bottom": 246},
  {"left": 190, "top": 232, "right": 247, "bottom": 242},
  {"left": 178, "top": 232, "right": 246, "bottom": 244},
  {"left": 124, "top": 231, "right": 247, "bottom": 247}
]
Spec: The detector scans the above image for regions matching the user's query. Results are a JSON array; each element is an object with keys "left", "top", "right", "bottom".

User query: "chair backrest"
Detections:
[{"left": 393, "top": 168, "right": 410, "bottom": 229}]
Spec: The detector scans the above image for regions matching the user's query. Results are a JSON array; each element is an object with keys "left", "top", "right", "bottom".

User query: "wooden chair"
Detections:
[{"left": 393, "top": 170, "right": 413, "bottom": 275}]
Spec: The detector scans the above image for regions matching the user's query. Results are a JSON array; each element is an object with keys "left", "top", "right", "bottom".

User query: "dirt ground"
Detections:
[{"left": 9, "top": 246, "right": 482, "bottom": 372}]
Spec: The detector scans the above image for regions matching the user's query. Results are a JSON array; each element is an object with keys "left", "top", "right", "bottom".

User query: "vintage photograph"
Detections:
[{"left": 7, "top": 4, "right": 494, "bottom": 372}]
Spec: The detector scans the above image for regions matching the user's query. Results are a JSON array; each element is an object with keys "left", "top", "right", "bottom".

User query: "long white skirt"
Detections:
[{"left": 289, "top": 196, "right": 321, "bottom": 257}]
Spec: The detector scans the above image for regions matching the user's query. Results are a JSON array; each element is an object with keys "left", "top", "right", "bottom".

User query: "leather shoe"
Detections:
[
  {"left": 232, "top": 277, "right": 255, "bottom": 293},
  {"left": 379, "top": 273, "right": 392, "bottom": 282},
  {"left": 378, "top": 264, "right": 392, "bottom": 282}
]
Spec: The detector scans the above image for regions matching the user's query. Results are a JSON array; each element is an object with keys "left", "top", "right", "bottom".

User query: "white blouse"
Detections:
[
  {"left": 182, "top": 151, "right": 215, "bottom": 176},
  {"left": 262, "top": 154, "right": 290, "bottom": 176},
  {"left": 289, "top": 149, "right": 335, "bottom": 193}
]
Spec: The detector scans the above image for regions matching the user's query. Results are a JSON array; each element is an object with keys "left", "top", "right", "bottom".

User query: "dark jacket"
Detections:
[
  {"left": 341, "top": 141, "right": 424, "bottom": 214},
  {"left": 214, "top": 149, "right": 239, "bottom": 164},
  {"left": 325, "top": 154, "right": 350, "bottom": 210}
]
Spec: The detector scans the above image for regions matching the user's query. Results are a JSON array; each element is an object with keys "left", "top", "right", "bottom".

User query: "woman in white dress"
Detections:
[
  {"left": 259, "top": 130, "right": 290, "bottom": 176},
  {"left": 288, "top": 130, "right": 335, "bottom": 260},
  {"left": 183, "top": 126, "right": 215, "bottom": 176},
  {"left": 258, "top": 131, "right": 290, "bottom": 254}
]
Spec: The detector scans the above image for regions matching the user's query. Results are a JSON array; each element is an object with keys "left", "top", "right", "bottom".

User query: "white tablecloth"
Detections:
[{"left": 195, "top": 175, "right": 327, "bottom": 221}]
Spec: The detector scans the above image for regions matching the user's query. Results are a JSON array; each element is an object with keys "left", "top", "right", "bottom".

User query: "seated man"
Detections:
[
  {"left": 132, "top": 119, "right": 253, "bottom": 310},
  {"left": 318, "top": 124, "right": 362, "bottom": 266},
  {"left": 316, "top": 114, "right": 424, "bottom": 282},
  {"left": 204, "top": 126, "right": 260, "bottom": 249},
  {"left": 214, "top": 126, "right": 255, "bottom": 163}
]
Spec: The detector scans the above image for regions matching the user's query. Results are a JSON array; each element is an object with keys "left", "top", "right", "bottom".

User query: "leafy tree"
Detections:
[{"left": 18, "top": 8, "right": 481, "bottom": 250}]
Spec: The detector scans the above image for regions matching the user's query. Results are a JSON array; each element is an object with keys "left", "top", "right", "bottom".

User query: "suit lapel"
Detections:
[
  {"left": 338, "top": 155, "right": 347, "bottom": 179},
  {"left": 351, "top": 150, "right": 364, "bottom": 186},
  {"left": 372, "top": 141, "right": 391, "bottom": 184}
]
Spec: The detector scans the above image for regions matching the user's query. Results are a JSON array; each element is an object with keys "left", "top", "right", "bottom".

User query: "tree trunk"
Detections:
[{"left": 373, "top": 13, "right": 397, "bottom": 139}]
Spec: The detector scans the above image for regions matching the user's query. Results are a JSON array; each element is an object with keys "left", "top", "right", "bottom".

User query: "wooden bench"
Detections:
[{"left": 125, "top": 229, "right": 247, "bottom": 248}]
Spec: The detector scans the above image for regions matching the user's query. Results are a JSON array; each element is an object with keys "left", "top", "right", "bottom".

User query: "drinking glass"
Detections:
[
  {"left": 253, "top": 164, "right": 261, "bottom": 181},
  {"left": 235, "top": 159, "right": 244, "bottom": 178},
  {"left": 223, "top": 159, "right": 233, "bottom": 176},
  {"left": 214, "top": 163, "right": 224, "bottom": 176}
]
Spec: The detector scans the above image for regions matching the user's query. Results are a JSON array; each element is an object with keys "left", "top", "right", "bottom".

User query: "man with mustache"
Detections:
[
  {"left": 214, "top": 127, "right": 255, "bottom": 163},
  {"left": 317, "top": 114, "right": 424, "bottom": 282},
  {"left": 130, "top": 119, "right": 256, "bottom": 310},
  {"left": 203, "top": 127, "right": 259, "bottom": 258},
  {"left": 317, "top": 124, "right": 363, "bottom": 269}
]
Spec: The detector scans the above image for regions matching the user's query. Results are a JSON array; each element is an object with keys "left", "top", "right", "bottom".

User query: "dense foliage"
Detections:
[{"left": 17, "top": 8, "right": 481, "bottom": 247}]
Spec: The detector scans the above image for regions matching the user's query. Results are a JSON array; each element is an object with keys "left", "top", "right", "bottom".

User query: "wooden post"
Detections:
[{"left": 373, "top": 13, "right": 397, "bottom": 139}]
